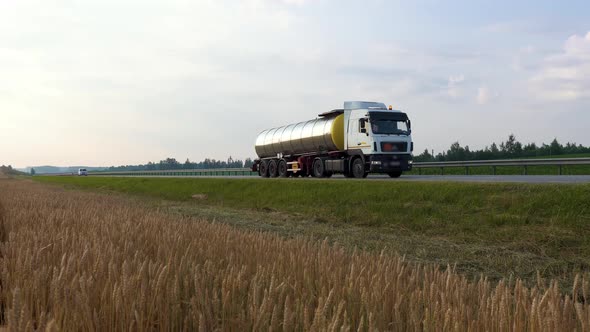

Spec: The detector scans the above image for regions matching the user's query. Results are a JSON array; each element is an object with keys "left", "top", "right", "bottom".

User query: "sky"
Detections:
[{"left": 1, "top": 0, "right": 589, "bottom": 168}]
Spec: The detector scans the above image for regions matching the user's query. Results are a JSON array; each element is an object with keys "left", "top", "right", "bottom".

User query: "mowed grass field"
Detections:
[
  {"left": 36, "top": 176, "right": 590, "bottom": 288},
  {"left": 3, "top": 176, "right": 590, "bottom": 329}
]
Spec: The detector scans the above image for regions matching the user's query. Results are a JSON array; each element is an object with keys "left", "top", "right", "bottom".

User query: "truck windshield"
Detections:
[
  {"left": 370, "top": 120, "right": 409, "bottom": 135},
  {"left": 369, "top": 112, "right": 410, "bottom": 135}
]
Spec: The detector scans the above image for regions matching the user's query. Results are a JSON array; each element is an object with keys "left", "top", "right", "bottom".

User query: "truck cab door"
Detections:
[{"left": 347, "top": 115, "right": 373, "bottom": 153}]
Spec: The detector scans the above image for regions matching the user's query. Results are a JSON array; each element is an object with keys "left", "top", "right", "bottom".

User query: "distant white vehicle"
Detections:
[{"left": 78, "top": 168, "right": 88, "bottom": 176}]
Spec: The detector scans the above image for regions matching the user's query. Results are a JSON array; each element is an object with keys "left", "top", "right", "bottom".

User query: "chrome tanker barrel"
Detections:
[{"left": 255, "top": 113, "right": 345, "bottom": 158}]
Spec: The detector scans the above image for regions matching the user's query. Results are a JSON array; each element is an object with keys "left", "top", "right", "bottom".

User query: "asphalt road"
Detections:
[{"left": 101, "top": 174, "right": 590, "bottom": 184}]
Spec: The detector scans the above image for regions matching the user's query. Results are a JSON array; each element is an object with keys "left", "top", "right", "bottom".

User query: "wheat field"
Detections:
[{"left": 0, "top": 178, "right": 589, "bottom": 331}]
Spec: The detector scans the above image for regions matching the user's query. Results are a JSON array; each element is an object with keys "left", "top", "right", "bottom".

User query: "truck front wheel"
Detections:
[
  {"left": 312, "top": 158, "right": 325, "bottom": 178},
  {"left": 352, "top": 158, "right": 367, "bottom": 179}
]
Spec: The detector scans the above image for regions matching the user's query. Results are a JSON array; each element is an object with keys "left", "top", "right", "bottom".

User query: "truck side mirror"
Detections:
[{"left": 359, "top": 119, "right": 367, "bottom": 133}]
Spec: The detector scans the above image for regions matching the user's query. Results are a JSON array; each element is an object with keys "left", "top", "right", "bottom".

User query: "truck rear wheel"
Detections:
[
  {"left": 268, "top": 159, "right": 278, "bottom": 178},
  {"left": 388, "top": 171, "right": 402, "bottom": 178},
  {"left": 259, "top": 160, "right": 269, "bottom": 178},
  {"left": 312, "top": 158, "right": 325, "bottom": 178},
  {"left": 278, "top": 160, "right": 288, "bottom": 178},
  {"left": 352, "top": 158, "right": 367, "bottom": 179}
]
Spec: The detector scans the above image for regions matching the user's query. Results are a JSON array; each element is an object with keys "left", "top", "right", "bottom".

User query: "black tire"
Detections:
[
  {"left": 388, "top": 171, "right": 402, "bottom": 178},
  {"left": 278, "top": 160, "right": 288, "bottom": 178},
  {"left": 268, "top": 159, "right": 278, "bottom": 178},
  {"left": 312, "top": 158, "right": 325, "bottom": 178},
  {"left": 352, "top": 158, "right": 367, "bottom": 179},
  {"left": 259, "top": 160, "right": 269, "bottom": 178}
]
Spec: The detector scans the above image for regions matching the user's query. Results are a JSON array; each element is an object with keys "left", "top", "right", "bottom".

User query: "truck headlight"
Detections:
[{"left": 371, "top": 161, "right": 382, "bottom": 165}]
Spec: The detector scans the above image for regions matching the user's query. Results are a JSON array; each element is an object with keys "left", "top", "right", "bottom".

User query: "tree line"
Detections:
[
  {"left": 1, "top": 165, "right": 28, "bottom": 176},
  {"left": 414, "top": 135, "right": 590, "bottom": 162},
  {"left": 105, "top": 156, "right": 254, "bottom": 172}
]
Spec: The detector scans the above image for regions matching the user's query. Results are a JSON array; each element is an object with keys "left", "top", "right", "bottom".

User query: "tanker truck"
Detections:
[{"left": 252, "top": 101, "right": 413, "bottom": 178}]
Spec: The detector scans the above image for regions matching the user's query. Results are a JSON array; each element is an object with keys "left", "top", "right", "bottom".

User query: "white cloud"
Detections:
[
  {"left": 512, "top": 45, "right": 538, "bottom": 71},
  {"left": 281, "top": 0, "right": 312, "bottom": 5},
  {"left": 529, "top": 31, "right": 590, "bottom": 101},
  {"left": 476, "top": 87, "right": 490, "bottom": 105},
  {"left": 564, "top": 31, "right": 590, "bottom": 55},
  {"left": 447, "top": 74, "right": 465, "bottom": 98}
]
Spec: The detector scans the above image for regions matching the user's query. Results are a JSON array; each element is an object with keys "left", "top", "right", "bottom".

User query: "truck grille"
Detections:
[{"left": 381, "top": 142, "right": 408, "bottom": 152}]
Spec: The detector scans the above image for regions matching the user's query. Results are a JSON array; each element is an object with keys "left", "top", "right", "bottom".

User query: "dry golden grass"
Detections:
[{"left": 0, "top": 179, "right": 589, "bottom": 331}]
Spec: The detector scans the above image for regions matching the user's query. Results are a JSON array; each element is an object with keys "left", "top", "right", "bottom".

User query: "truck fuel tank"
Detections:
[{"left": 255, "top": 113, "right": 345, "bottom": 158}]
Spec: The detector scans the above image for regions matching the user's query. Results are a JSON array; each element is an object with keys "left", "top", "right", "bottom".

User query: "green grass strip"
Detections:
[{"left": 35, "top": 176, "right": 590, "bottom": 230}]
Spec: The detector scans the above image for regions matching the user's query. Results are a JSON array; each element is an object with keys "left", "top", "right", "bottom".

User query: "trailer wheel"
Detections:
[
  {"left": 278, "top": 160, "right": 288, "bottom": 178},
  {"left": 312, "top": 158, "right": 325, "bottom": 178},
  {"left": 388, "top": 171, "right": 402, "bottom": 178},
  {"left": 259, "top": 160, "right": 270, "bottom": 178},
  {"left": 351, "top": 158, "right": 367, "bottom": 179},
  {"left": 268, "top": 159, "right": 279, "bottom": 177}
]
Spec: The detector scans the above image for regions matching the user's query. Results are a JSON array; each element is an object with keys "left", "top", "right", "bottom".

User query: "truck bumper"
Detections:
[{"left": 368, "top": 154, "right": 412, "bottom": 172}]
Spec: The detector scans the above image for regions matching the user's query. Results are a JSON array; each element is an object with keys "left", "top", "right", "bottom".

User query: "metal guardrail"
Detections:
[
  {"left": 90, "top": 168, "right": 258, "bottom": 177},
  {"left": 81, "top": 158, "right": 590, "bottom": 177},
  {"left": 413, "top": 158, "right": 590, "bottom": 175}
]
